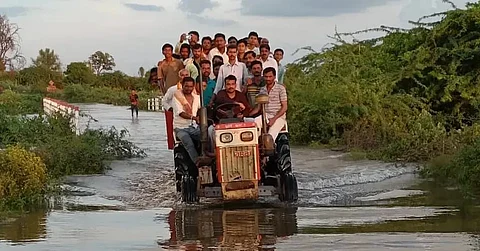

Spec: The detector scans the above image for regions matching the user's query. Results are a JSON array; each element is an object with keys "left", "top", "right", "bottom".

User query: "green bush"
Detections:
[
  {"left": 0, "top": 110, "right": 145, "bottom": 179},
  {"left": 16, "top": 66, "right": 63, "bottom": 92},
  {"left": 0, "top": 89, "right": 42, "bottom": 115},
  {"left": 423, "top": 137, "right": 480, "bottom": 192},
  {"left": 0, "top": 145, "right": 47, "bottom": 200}
]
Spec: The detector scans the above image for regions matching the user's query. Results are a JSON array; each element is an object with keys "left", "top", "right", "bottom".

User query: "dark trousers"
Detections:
[{"left": 131, "top": 104, "right": 138, "bottom": 117}]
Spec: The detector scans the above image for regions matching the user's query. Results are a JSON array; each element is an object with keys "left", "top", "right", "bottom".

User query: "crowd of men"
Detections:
[{"left": 154, "top": 30, "right": 288, "bottom": 167}]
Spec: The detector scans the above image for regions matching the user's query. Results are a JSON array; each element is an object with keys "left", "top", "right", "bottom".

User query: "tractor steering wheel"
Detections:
[{"left": 215, "top": 102, "right": 242, "bottom": 121}]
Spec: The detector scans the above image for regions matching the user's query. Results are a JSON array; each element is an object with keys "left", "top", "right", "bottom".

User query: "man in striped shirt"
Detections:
[
  {"left": 247, "top": 67, "right": 287, "bottom": 141},
  {"left": 245, "top": 60, "right": 264, "bottom": 107}
]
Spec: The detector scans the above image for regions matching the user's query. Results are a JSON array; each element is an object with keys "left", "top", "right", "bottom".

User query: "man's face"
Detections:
[
  {"left": 228, "top": 39, "right": 237, "bottom": 46},
  {"left": 189, "top": 34, "right": 199, "bottom": 44},
  {"left": 180, "top": 48, "right": 190, "bottom": 60},
  {"left": 264, "top": 71, "right": 275, "bottom": 85},
  {"left": 227, "top": 48, "right": 237, "bottom": 61},
  {"left": 216, "top": 37, "right": 226, "bottom": 49},
  {"left": 180, "top": 70, "right": 189, "bottom": 80},
  {"left": 252, "top": 63, "right": 262, "bottom": 77},
  {"left": 193, "top": 48, "right": 202, "bottom": 59},
  {"left": 274, "top": 51, "right": 284, "bottom": 62},
  {"left": 201, "top": 63, "right": 211, "bottom": 77},
  {"left": 248, "top": 36, "right": 258, "bottom": 47},
  {"left": 237, "top": 43, "right": 246, "bottom": 54},
  {"left": 163, "top": 47, "right": 173, "bottom": 58},
  {"left": 245, "top": 53, "right": 255, "bottom": 67},
  {"left": 225, "top": 80, "right": 236, "bottom": 93},
  {"left": 213, "top": 65, "right": 221, "bottom": 78},
  {"left": 202, "top": 40, "right": 211, "bottom": 51},
  {"left": 261, "top": 38, "right": 269, "bottom": 45},
  {"left": 260, "top": 47, "right": 269, "bottom": 60},
  {"left": 182, "top": 82, "right": 195, "bottom": 94},
  {"left": 149, "top": 71, "right": 158, "bottom": 83}
]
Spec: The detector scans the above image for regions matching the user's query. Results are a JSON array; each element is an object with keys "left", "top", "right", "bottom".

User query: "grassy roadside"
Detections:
[
  {"left": 285, "top": 3, "right": 480, "bottom": 194},
  {"left": 0, "top": 90, "right": 146, "bottom": 212}
]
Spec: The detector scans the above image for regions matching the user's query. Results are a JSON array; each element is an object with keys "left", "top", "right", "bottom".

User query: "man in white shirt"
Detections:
[
  {"left": 213, "top": 44, "right": 249, "bottom": 94},
  {"left": 246, "top": 31, "right": 260, "bottom": 55},
  {"left": 208, "top": 33, "right": 229, "bottom": 63},
  {"left": 259, "top": 44, "right": 278, "bottom": 81},
  {"left": 173, "top": 76, "right": 201, "bottom": 165},
  {"left": 162, "top": 69, "right": 190, "bottom": 112}
]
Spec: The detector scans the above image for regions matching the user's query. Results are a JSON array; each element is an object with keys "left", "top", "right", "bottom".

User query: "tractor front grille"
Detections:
[{"left": 219, "top": 145, "right": 257, "bottom": 182}]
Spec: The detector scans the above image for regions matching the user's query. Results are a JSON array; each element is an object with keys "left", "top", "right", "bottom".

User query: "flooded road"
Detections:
[{"left": 0, "top": 103, "right": 478, "bottom": 250}]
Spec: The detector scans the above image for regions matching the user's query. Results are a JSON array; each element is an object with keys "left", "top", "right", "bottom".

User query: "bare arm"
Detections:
[
  {"left": 179, "top": 112, "right": 196, "bottom": 120},
  {"left": 157, "top": 61, "right": 166, "bottom": 93},
  {"left": 249, "top": 104, "right": 260, "bottom": 116}
]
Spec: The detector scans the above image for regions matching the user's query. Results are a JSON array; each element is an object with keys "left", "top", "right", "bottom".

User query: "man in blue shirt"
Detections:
[{"left": 197, "top": 59, "right": 216, "bottom": 106}]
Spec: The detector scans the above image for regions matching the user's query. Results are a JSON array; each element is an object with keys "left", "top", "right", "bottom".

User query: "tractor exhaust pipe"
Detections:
[{"left": 255, "top": 94, "right": 275, "bottom": 156}]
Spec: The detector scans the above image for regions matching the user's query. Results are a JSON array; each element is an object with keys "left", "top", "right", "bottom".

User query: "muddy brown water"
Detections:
[{"left": 0, "top": 103, "right": 478, "bottom": 250}]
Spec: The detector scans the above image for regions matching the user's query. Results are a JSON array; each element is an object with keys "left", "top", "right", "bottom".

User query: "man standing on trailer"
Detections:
[
  {"left": 157, "top": 43, "right": 184, "bottom": 94},
  {"left": 213, "top": 44, "right": 249, "bottom": 94},
  {"left": 259, "top": 44, "right": 278, "bottom": 82}
]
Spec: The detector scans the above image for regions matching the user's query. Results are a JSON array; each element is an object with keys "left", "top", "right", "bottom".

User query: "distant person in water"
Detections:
[{"left": 130, "top": 89, "right": 139, "bottom": 118}]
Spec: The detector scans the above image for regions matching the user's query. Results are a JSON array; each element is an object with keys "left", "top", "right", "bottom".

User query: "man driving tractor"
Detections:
[{"left": 207, "top": 74, "right": 252, "bottom": 153}]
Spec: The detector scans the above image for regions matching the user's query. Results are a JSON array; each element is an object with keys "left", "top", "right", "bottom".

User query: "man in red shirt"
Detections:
[
  {"left": 207, "top": 74, "right": 251, "bottom": 152},
  {"left": 211, "top": 74, "right": 251, "bottom": 121},
  {"left": 129, "top": 89, "right": 139, "bottom": 118}
]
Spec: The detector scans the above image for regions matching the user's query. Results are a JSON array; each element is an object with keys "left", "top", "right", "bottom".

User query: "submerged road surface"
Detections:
[{"left": 0, "top": 103, "right": 477, "bottom": 251}]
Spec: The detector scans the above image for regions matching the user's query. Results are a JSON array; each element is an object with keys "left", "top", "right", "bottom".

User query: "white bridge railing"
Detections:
[
  {"left": 147, "top": 96, "right": 163, "bottom": 111},
  {"left": 42, "top": 97, "right": 80, "bottom": 135}
]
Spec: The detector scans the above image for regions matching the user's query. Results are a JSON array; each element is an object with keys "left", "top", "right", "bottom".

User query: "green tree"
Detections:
[
  {"left": 138, "top": 67, "right": 145, "bottom": 78},
  {"left": 32, "top": 48, "right": 61, "bottom": 72},
  {"left": 64, "top": 62, "right": 96, "bottom": 85},
  {"left": 88, "top": 51, "right": 116, "bottom": 75}
]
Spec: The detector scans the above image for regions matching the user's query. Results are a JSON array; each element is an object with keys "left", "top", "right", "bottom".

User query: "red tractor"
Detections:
[{"left": 171, "top": 93, "right": 298, "bottom": 203}]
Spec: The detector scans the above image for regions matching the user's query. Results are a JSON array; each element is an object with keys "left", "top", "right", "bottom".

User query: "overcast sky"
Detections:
[{"left": 0, "top": 0, "right": 470, "bottom": 75}]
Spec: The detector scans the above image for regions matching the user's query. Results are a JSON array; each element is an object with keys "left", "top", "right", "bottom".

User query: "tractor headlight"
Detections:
[
  {"left": 220, "top": 133, "right": 233, "bottom": 143},
  {"left": 240, "top": 131, "right": 254, "bottom": 142}
]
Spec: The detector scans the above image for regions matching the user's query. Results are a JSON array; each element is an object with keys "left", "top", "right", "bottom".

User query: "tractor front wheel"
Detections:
[
  {"left": 181, "top": 175, "right": 198, "bottom": 203},
  {"left": 279, "top": 172, "right": 298, "bottom": 203}
]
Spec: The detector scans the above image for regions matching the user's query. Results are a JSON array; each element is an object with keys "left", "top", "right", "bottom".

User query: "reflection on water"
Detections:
[
  {"left": 0, "top": 210, "right": 47, "bottom": 244},
  {"left": 158, "top": 207, "right": 298, "bottom": 250}
]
